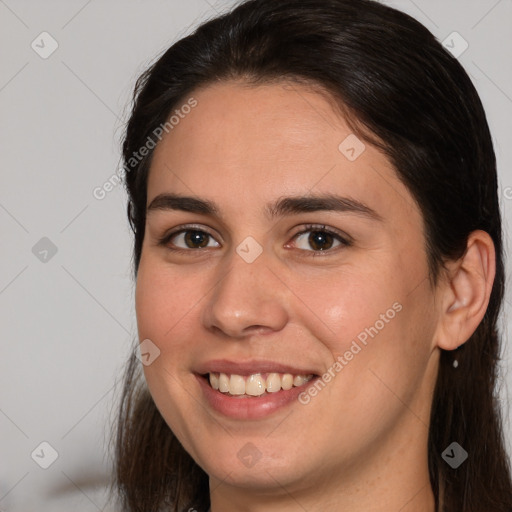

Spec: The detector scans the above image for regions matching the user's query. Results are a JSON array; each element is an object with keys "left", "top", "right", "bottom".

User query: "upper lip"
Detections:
[{"left": 195, "top": 359, "right": 319, "bottom": 376}]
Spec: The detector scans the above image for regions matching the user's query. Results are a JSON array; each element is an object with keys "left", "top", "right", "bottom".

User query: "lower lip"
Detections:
[{"left": 196, "top": 375, "right": 317, "bottom": 420}]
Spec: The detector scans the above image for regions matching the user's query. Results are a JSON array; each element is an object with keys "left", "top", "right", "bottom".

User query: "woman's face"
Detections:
[{"left": 136, "top": 81, "right": 441, "bottom": 499}]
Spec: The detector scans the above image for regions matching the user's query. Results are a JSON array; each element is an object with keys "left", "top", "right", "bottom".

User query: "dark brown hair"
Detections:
[{"left": 114, "top": 0, "right": 512, "bottom": 510}]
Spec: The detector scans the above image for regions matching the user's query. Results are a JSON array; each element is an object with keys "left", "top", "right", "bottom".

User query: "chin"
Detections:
[{"left": 195, "top": 443, "right": 313, "bottom": 491}]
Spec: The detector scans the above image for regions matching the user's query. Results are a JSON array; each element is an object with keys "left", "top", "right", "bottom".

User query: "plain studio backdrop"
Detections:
[{"left": 0, "top": 0, "right": 511, "bottom": 510}]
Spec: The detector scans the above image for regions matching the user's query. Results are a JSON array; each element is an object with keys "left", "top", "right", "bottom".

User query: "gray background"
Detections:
[{"left": 0, "top": 0, "right": 511, "bottom": 510}]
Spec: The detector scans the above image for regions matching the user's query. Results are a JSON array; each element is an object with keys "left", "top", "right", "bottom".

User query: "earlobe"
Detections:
[{"left": 435, "top": 230, "right": 495, "bottom": 351}]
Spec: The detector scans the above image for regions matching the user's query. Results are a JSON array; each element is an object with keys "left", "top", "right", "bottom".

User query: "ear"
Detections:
[{"left": 434, "top": 230, "right": 496, "bottom": 351}]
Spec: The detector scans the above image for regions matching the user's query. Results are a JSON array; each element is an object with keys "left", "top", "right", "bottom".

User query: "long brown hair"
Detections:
[{"left": 113, "top": 0, "right": 512, "bottom": 510}]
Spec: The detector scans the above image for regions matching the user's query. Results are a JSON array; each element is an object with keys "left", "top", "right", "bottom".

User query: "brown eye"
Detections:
[
  {"left": 184, "top": 230, "right": 210, "bottom": 248},
  {"left": 167, "top": 229, "right": 220, "bottom": 250},
  {"left": 308, "top": 231, "right": 335, "bottom": 251},
  {"left": 292, "top": 227, "right": 349, "bottom": 252}
]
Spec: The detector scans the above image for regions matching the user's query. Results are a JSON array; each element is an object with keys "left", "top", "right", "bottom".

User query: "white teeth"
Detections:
[
  {"left": 293, "top": 375, "right": 306, "bottom": 386},
  {"left": 245, "top": 374, "right": 266, "bottom": 396},
  {"left": 208, "top": 372, "right": 314, "bottom": 396},
  {"left": 219, "top": 373, "right": 230, "bottom": 393},
  {"left": 229, "top": 374, "right": 246, "bottom": 395},
  {"left": 209, "top": 373, "right": 219, "bottom": 390},
  {"left": 281, "top": 373, "right": 293, "bottom": 390},
  {"left": 266, "top": 373, "right": 281, "bottom": 393}
]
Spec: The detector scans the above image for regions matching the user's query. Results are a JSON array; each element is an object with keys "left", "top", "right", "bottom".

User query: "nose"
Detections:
[{"left": 201, "top": 248, "right": 289, "bottom": 339}]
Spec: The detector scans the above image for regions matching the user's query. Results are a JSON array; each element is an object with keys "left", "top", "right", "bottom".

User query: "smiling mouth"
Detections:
[{"left": 204, "top": 372, "right": 316, "bottom": 397}]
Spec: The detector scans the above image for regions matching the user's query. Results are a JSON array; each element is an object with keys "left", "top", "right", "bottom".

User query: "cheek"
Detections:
[
  {"left": 135, "top": 256, "right": 203, "bottom": 345},
  {"left": 134, "top": 257, "right": 205, "bottom": 446},
  {"left": 293, "top": 264, "right": 404, "bottom": 355},
  {"left": 294, "top": 264, "right": 434, "bottom": 404}
]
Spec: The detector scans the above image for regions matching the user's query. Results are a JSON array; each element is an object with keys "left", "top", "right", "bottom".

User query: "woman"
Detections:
[{"left": 113, "top": 0, "right": 512, "bottom": 510}]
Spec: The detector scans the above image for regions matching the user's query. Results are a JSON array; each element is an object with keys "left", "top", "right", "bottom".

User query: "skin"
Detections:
[{"left": 135, "top": 81, "right": 495, "bottom": 512}]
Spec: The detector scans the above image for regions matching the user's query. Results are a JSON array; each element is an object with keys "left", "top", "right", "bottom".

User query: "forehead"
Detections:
[
  {"left": 148, "top": 80, "right": 419, "bottom": 223},
  {"left": 153, "top": 80, "right": 352, "bottom": 171}
]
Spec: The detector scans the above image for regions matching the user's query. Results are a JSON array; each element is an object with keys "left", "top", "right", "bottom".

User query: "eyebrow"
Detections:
[{"left": 147, "top": 193, "right": 382, "bottom": 221}]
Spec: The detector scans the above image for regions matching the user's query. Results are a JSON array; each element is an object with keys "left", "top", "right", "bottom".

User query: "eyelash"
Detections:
[
  {"left": 290, "top": 224, "right": 352, "bottom": 256},
  {"left": 157, "top": 223, "right": 352, "bottom": 256}
]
